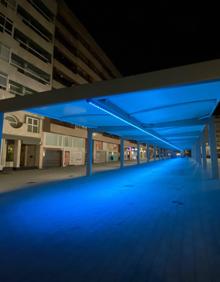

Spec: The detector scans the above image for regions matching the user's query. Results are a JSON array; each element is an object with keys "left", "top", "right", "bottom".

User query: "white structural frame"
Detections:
[{"left": 86, "top": 128, "right": 93, "bottom": 176}]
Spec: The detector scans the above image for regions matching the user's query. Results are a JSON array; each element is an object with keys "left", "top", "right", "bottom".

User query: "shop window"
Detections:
[
  {"left": 95, "top": 141, "right": 103, "bottom": 150},
  {"left": 6, "top": 140, "right": 14, "bottom": 162},
  {"left": 27, "top": 116, "right": 40, "bottom": 133}
]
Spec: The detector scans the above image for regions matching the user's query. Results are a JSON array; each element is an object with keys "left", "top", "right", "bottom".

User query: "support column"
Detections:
[
  {"left": 201, "top": 135, "right": 207, "bottom": 170},
  {"left": 146, "top": 144, "right": 150, "bottom": 162},
  {"left": 191, "top": 144, "right": 196, "bottom": 161},
  {"left": 158, "top": 148, "right": 161, "bottom": 160},
  {"left": 208, "top": 118, "right": 219, "bottom": 179},
  {"left": 196, "top": 141, "right": 202, "bottom": 165},
  {"left": 14, "top": 139, "right": 21, "bottom": 168},
  {"left": 38, "top": 145, "right": 44, "bottom": 169},
  {"left": 160, "top": 149, "right": 162, "bottom": 159},
  {"left": 137, "top": 142, "right": 140, "bottom": 165},
  {"left": 0, "top": 112, "right": 3, "bottom": 171},
  {"left": 154, "top": 145, "right": 157, "bottom": 161},
  {"left": 120, "top": 138, "right": 124, "bottom": 168},
  {"left": 86, "top": 128, "right": 93, "bottom": 176}
]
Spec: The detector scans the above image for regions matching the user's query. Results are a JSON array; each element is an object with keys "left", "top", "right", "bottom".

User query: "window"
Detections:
[
  {"left": 0, "top": 12, "right": 13, "bottom": 35},
  {"left": 57, "top": 14, "right": 78, "bottom": 40},
  {"left": 14, "top": 29, "right": 51, "bottom": 63},
  {"left": 77, "top": 66, "right": 93, "bottom": 83},
  {"left": 27, "top": 0, "right": 54, "bottom": 22},
  {"left": 53, "top": 68, "right": 78, "bottom": 87},
  {"left": 17, "top": 5, "right": 52, "bottom": 42},
  {"left": 0, "top": 0, "right": 16, "bottom": 10},
  {"left": 73, "top": 137, "right": 84, "bottom": 148},
  {"left": 9, "top": 80, "right": 36, "bottom": 96},
  {"left": 6, "top": 140, "right": 14, "bottom": 162},
  {"left": 11, "top": 53, "right": 50, "bottom": 84},
  {"left": 27, "top": 116, "right": 40, "bottom": 133},
  {"left": 0, "top": 71, "right": 7, "bottom": 90},
  {"left": 45, "top": 132, "right": 62, "bottom": 146},
  {"left": 54, "top": 47, "right": 77, "bottom": 73},
  {"left": 55, "top": 27, "right": 108, "bottom": 81},
  {"left": 0, "top": 42, "right": 10, "bottom": 62},
  {"left": 55, "top": 28, "right": 77, "bottom": 56}
]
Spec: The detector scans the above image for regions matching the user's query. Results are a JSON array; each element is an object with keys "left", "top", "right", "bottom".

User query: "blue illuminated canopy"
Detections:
[{"left": 1, "top": 60, "right": 220, "bottom": 150}]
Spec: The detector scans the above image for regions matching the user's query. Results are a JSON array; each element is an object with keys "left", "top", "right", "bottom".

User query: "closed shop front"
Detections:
[
  {"left": 42, "top": 132, "right": 85, "bottom": 167},
  {"left": 43, "top": 149, "right": 62, "bottom": 168}
]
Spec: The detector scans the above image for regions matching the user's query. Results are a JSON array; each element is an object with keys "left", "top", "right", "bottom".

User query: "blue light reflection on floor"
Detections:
[{"left": 0, "top": 158, "right": 208, "bottom": 281}]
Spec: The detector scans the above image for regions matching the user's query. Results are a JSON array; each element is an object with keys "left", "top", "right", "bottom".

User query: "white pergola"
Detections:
[{"left": 0, "top": 60, "right": 220, "bottom": 178}]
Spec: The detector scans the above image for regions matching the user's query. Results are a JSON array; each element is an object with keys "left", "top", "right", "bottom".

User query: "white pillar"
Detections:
[
  {"left": 38, "top": 145, "right": 44, "bottom": 169},
  {"left": 137, "top": 142, "right": 140, "bottom": 165},
  {"left": 208, "top": 118, "right": 219, "bottom": 179},
  {"left": 62, "top": 149, "right": 65, "bottom": 167},
  {"left": 120, "top": 138, "right": 124, "bottom": 168},
  {"left": 14, "top": 139, "right": 21, "bottom": 168},
  {"left": 86, "top": 128, "right": 93, "bottom": 176},
  {"left": 0, "top": 112, "right": 4, "bottom": 171}
]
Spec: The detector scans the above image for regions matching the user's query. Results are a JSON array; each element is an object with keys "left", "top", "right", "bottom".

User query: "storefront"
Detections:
[
  {"left": 42, "top": 132, "right": 85, "bottom": 168},
  {"left": 93, "top": 140, "right": 119, "bottom": 163}
]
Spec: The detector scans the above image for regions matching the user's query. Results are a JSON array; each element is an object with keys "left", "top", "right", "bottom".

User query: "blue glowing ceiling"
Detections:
[{"left": 26, "top": 79, "right": 220, "bottom": 150}]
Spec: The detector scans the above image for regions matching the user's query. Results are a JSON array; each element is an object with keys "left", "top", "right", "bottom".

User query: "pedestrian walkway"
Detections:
[
  {"left": 0, "top": 158, "right": 220, "bottom": 281},
  {"left": 0, "top": 160, "right": 141, "bottom": 193}
]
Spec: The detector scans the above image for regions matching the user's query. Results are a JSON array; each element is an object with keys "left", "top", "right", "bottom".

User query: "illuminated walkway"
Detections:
[{"left": 0, "top": 158, "right": 220, "bottom": 282}]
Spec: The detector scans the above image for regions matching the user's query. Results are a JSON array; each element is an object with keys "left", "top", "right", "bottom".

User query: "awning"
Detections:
[{"left": 1, "top": 60, "right": 220, "bottom": 151}]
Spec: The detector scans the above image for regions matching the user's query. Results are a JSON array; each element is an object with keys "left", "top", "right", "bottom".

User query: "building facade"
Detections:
[{"left": 0, "top": 0, "right": 122, "bottom": 170}]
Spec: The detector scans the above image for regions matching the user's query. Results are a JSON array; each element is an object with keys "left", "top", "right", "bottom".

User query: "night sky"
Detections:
[{"left": 65, "top": 2, "right": 220, "bottom": 77}]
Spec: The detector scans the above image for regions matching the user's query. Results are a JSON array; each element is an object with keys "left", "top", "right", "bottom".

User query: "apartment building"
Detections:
[
  {"left": 52, "top": 1, "right": 121, "bottom": 89},
  {"left": 0, "top": 0, "right": 56, "bottom": 169},
  {"left": 0, "top": 0, "right": 122, "bottom": 170}
]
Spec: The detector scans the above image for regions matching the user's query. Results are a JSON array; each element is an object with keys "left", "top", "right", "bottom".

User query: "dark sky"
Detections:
[{"left": 65, "top": 2, "right": 220, "bottom": 77}]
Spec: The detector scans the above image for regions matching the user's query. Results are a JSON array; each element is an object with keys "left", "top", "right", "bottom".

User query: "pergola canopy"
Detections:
[{"left": 1, "top": 60, "right": 220, "bottom": 151}]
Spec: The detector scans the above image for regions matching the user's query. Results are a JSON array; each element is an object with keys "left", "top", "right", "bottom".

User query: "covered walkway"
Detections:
[
  {"left": 0, "top": 158, "right": 220, "bottom": 282},
  {"left": 0, "top": 59, "right": 220, "bottom": 178}
]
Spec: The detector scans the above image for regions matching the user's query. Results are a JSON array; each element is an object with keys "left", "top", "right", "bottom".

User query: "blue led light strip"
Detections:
[{"left": 88, "top": 100, "right": 181, "bottom": 151}]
